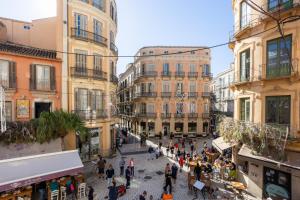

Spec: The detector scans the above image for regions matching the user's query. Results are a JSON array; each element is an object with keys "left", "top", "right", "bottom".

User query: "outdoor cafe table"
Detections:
[{"left": 230, "top": 181, "right": 246, "bottom": 190}]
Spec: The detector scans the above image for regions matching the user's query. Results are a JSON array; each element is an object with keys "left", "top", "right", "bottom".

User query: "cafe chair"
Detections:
[
  {"left": 78, "top": 183, "right": 86, "bottom": 199},
  {"left": 50, "top": 190, "right": 59, "bottom": 200},
  {"left": 60, "top": 186, "right": 66, "bottom": 200}
]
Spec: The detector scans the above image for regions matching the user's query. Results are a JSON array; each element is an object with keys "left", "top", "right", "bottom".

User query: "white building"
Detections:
[{"left": 211, "top": 63, "right": 234, "bottom": 117}]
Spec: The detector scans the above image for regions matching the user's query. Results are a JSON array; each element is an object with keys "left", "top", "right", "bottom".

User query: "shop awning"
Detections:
[
  {"left": 212, "top": 137, "right": 235, "bottom": 153},
  {"left": 238, "top": 145, "right": 300, "bottom": 171},
  {"left": 0, "top": 150, "right": 83, "bottom": 192}
]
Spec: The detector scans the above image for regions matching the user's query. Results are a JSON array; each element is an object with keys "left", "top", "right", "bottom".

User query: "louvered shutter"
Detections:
[
  {"left": 30, "top": 64, "right": 36, "bottom": 90},
  {"left": 9, "top": 61, "right": 16, "bottom": 89},
  {"left": 50, "top": 66, "right": 56, "bottom": 91}
]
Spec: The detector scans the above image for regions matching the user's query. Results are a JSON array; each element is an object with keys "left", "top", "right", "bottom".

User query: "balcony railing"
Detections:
[
  {"left": 71, "top": 28, "right": 107, "bottom": 47},
  {"left": 110, "top": 74, "right": 118, "bottom": 84},
  {"left": 262, "top": 0, "right": 296, "bottom": 13},
  {"left": 110, "top": 42, "right": 118, "bottom": 55},
  {"left": 73, "top": 109, "right": 107, "bottom": 120},
  {"left": 161, "top": 113, "right": 172, "bottom": 118},
  {"left": 161, "top": 71, "right": 172, "bottom": 77},
  {"left": 136, "top": 71, "right": 158, "bottom": 78},
  {"left": 188, "top": 113, "right": 198, "bottom": 118},
  {"left": 202, "top": 92, "right": 211, "bottom": 97},
  {"left": 188, "top": 72, "right": 198, "bottom": 78},
  {"left": 175, "top": 71, "right": 185, "bottom": 77},
  {"left": 135, "top": 92, "right": 157, "bottom": 98},
  {"left": 188, "top": 92, "right": 198, "bottom": 98},
  {"left": 174, "top": 113, "right": 185, "bottom": 118},
  {"left": 264, "top": 59, "right": 298, "bottom": 79},
  {"left": 71, "top": 67, "right": 107, "bottom": 80},
  {"left": 175, "top": 92, "right": 185, "bottom": 98},
  {"left": 202, "top": 113, "right": 210, "bottom": 119},
  {"left": 161, "top": 92, "right": 172, "bottom": 98},
  {"left": 202, "top": 72, "right": 213, "bottom": 78},
  {"left": 136, "top": 113, "right": 157, "bottom": 118}
]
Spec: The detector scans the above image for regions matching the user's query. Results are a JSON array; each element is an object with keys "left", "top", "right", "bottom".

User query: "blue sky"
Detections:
[{"left": 0, "top": 0, "right": 234, "bottom": 75}]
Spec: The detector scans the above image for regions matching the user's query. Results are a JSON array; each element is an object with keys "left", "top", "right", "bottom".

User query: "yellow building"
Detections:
[
  {"left": 230, "top": 0, "right": 300, "bottom": 199},
  {"left": 118, "top": 46, "right": 212, "bottom": 137},
  {"left": 57, "top": 0, "right": 118, "bottom": 159}
]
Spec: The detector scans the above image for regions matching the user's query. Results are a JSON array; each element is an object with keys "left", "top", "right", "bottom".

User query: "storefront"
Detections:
[
  {"left": 237, "top": 145, "right": 300, "bottom": 200},
  {"left": 0, "top": 151, "right": 84, "bottom": 199}
]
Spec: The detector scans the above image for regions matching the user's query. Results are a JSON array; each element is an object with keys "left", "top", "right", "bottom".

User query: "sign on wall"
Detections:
[{"left": 16, "top": 100, "right": 30, "bottom": 119}]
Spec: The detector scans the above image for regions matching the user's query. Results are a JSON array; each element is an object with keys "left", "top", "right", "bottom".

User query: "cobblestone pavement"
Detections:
[{"left": 83, "top": 137, "right": 256, "bottom": 200}]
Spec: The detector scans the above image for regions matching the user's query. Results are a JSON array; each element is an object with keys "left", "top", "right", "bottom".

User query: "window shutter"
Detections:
[
  {"left": 50, "top": 66, "right": 56, "bottom": 91},
  {"left": 9, "top": 61, "right": 16, "bottom": 89},
  {"left": 30, "top": 64, "right": 36, "bottom": 90},
  {"left": 90, "top": 90, "right": 95, "bottom": 111},
  {"left": 75, "top": 88, "right": 79, "bottom": 111}
]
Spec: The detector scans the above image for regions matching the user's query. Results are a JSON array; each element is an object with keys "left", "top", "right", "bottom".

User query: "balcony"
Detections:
[
  {"left": 92, "top": 1, "right": 105, "bottom": 12},
  {"left": 202, "top": 92, "right": 211, "bottom": 97},
  {"left": 161, "top": 113, "right": 172, "bottom": 118},
  {"left": 202, "top": 72, "right": 213, "bottom": 78},
  {"left": 110, "top": 74, "right": 118, "bottom": 84},
  {"left": 175, "top": 71, "right": 185, "bottom": 78},
  {"left": 188, "top": 113, "right": 198, "bottom": 118},
  {"left": 175, "top": 92, "right": 185, "bottom": 98},
  {"left": 110, "top": 42, "right": 118, "bottom": 55},
  {"left": 71, "top": 67, "right": 107, "bottom": 80},
  {"left": 161, "top": 92, "right": 172, "bottom": 98},
  {"left": 188, "top": 92, "right": 198, "bottom": 98},
  {"left": 202, "top": 113, "right": 210, "bottom": 119},
  {"left": 262, "top": 0, "right": 297, "bottom": 14},
  {"left": 262, "top": 59, "right": 298, "bottom": 80},
  {"left": 135, "top": 92, "right": 157, "bottom": 98},
  {"left": 73, "top": 109, "right": 107, "bottom": 120},
  {"left": 188, "top": 72, "right": 198, "bottom": 78},
  {"left": 161, "top": 71, "right": 172, "bottom": 77},
  {"left": 136, "top": 113, "right": 157, "bottom": 118},
  {"left": 174, "top": 113, "right": 185, "bottom": 118},
  {"left": 71, "top": 28, "right": 107, "bottom": 47},
  {"left": 136, "top": 71, "right": 158, "bottom": 78}
]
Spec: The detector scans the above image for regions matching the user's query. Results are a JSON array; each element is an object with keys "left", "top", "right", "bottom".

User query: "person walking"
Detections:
[
  {"left": 125, "top": 166, "right": 131, "bottom": 189},
  {"left": 97, "top": 156, "right": 106, "bottom": 179},
  {"left": 119, "top": 157, "right": 125, "bottom": 176},
  {"left": 106, "top": 164, "right": 115, "bottom": 186},
  {"left": 108, "top": 181, "right": 118, "bottom": 200},
  {"left": 171, "top": 163, "right": 178, "bottom": 184},
  {"left": 179, "top": 156, "right": 184, "bottom": 172},
  {"left": 194, "top": 163, "right": 202, "bottom": 181},
  {"left": 166, "top": 145, "right": 170, "bottom": 157},
  {"left": 88, "top": 186, "right": 94, "bottom": 200},
  {"left": 129, "top": 158, "right": 134, "bottom": 176},
  {"left": 170, "top": 145, "right": 174, "bottom": 159},
  {"left": 164, "top": 168, "right": 172, "bottom": 194},
  {"left": 176, "top": 148, "right": 181, "bottom": 161},
  {"left": 139, "top": 191, "right": 147, "bottom": 200}
]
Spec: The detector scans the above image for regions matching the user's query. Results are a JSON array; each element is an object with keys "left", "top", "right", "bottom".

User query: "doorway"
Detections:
[{"left": 35, "top": 102, "right": 51, "bottom": 118}]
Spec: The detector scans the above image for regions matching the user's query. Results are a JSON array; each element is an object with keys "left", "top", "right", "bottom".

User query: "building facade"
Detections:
[
  {"left": 56, "top": 0, "right": 119, "bottom": 158},
  {"left": 211, "top": 63, "right": 234, "bottom": 117},
  {"left": 0, "top": 23, "right": 62, "bottom": 122},
  {"left": 230, "top": 0, "right": 300, "bottom": 199},
  {"left": 118, "top": 46, "right": 212, "bottom": 137}
]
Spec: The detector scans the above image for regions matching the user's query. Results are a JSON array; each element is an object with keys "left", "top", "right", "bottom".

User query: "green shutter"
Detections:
[
  {"left": 50, "top": 66, "right": 56, "bottom": 91},
  {"left": 9, "top": 61, "right": 16, "bottom": 89},
  {"left": 30, "top": 64, "right": 36, "bottom": 90}
]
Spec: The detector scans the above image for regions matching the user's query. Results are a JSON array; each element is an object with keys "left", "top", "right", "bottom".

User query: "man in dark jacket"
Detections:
[
  {"left": 171, "top": 163, "right": 178, "bottom": 184},
  {"left": 194, "top": 163, "right": 202, "bottom": 181},
  {"left": 125, "top": 166, "right": 131, "bottom": 189},
  {"left": 164, "top": 169, "right": 172, "bottom": 194},
  {"left": 108, "top": 181, "right": 118, "bottom": 200},
  {"left": 106, "top": 164, "right": 115, "bottom": 186}
]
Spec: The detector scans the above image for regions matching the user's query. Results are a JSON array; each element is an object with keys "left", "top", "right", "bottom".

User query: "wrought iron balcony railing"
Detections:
[
  {"left": 202, "top": 72, "right": 213, "bottom": 78},
  {"left": 188, "top": 92, "right": 198, "bottom": 98},
  {"left": 202, "top": 113, "right": 210, "bottom": 119},
  {"left": 202, "top": 92, "right": 211, "bottom": 97},
  {"left": 174, "top": 113, "right": 185, "bottom": 118},
  {"left": 71, "top": 67, "right": 107, "bottom": 80},
  {"left": 73, "top": 109, "right": 107, "bottom": 120},
  {"left": 161, "top": 113, "right": 172, "bottom": 118},
  {"left": 161, "top": 92, "right": 172, "bottom": 98},
  {"left": 188, "top": 72, "right": 198, "bottom": 78},
  {"left": 135, "top": 92, "right": 157, "bottom": 98},
  {"left": 175, "top": 71, "right": 185, "bottom": 77},
  {"left": 161, "top": 71, "right": 172, "bottom": 77},
  {"left": 136, "top": 71, "right": 158, "bottom": 78},
  {"left": 71, "top": 28, "right": 107, "bottom": 47},
  {"left": 136, "top": 113, "right": 157, "bottom": 118},
  {"left": 188, "top": 113, "right": 198, "bottom": 118}
]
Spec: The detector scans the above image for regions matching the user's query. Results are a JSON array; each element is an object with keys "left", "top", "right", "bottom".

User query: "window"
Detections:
[
  {"left": 189, "top": 81, "right": 196, "bottom": 92},
  {"left": 162, "top": 81, "right": 170, "bottom": 92},
  {"left": 147, "top": 104, "right": 155, "bottom": 113},
  {"left": 93, "top": 19, "right": 103, "bottom": 42},
  {"left": 94, "top": 54, "right": 102, "bottom": 71},
  {"left": 268, "top": 0, "right": 293, "bottom": 11},
  {"left": 240, "top": 1, "right": 250, "bottom": 29},
  {"left": 240, "top": 98, "right": 250, "bottom": 121},
  {"left": 91, "top": 90, "right": 104, "bottom": 111},
  {"left": 36, "top": 65, "right": 50, "bottom": 91},
  {"left": 203, "top": 64, "right": 210, "bottom": 75},
  {"left": 176, "top": 103, "right": 184, "bottom": 114},
  {"left": 75, "top": 88, "right": 89, "bottom": 111},
  {"left": 147, "top": 82, "right": 155, "bottom": 92},
  {"left": 162, "top": 103, "right": 169, "bottom": 113},
  {"left": 176, "top": 63, "right": 183, "bottom": 72},
  {"left": 204, "top": 104, "right": 209, "bottom": 113},
  {"left": 0, "top": 60, "right": 9, "bottom": 87},
  {"left": 163, "top": 63, "right": 169, "bottom": 74},
  {"left": 75, "top": 50, "right": 87, "bottom": 69},
  {"left": 189, "top": 64, "right": 196, "bottom": 72},
  {"left": 240, "top": 49, "right": 250, "bottom": 81},
  {"left": 204, "top": 84, "right": 209, "bottom": 92},
  {"left": 140, "top": 103, "right": 146, "bottom": 113},
  {"left": 188, "top": 123, "right": 197, "bottom": 132},
  {"left": 266, "top": 96, "right": 290, "bottom": 125},
  {"left": 93, "top": 0, "right": 104, "bottom": 11},
  {"left": 110, "top": 2, "right": 115, "bottom": 20},
  {"left": 189, "top": 102, "right": 196, "bottom": 113},
  {"left": 176, "top": 82, "right": 183, "bottom": 95},
  {"left": 74, "top": 13, "right": 87, "bottom": 37},
  {"left": 267, "top": 35, "right": 292, "bottom": 78},
  {"left": 147, "top": 64, "right": 155, "bottom": 72},
  {"left": 5, "top": 101, "right": 12, "bottom": 122},
  {"left": 110, "top": 31, "right": 115, "bottom": 44}
]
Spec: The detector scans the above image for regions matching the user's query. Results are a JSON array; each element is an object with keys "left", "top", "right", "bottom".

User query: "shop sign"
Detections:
[{"left": 16, "top": 100, "right": 30, "bottom": 119}]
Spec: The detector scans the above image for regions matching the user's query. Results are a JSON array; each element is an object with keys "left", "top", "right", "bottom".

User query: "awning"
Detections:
[
  {"left": 238, "top": 145, "right": 300, "bottom": 171},
  {"left": 212, "top": 137, "right": 234, "bottom": 153},
  {"left": 0, "top": 150, "right": 83, "bottom": 192}
]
